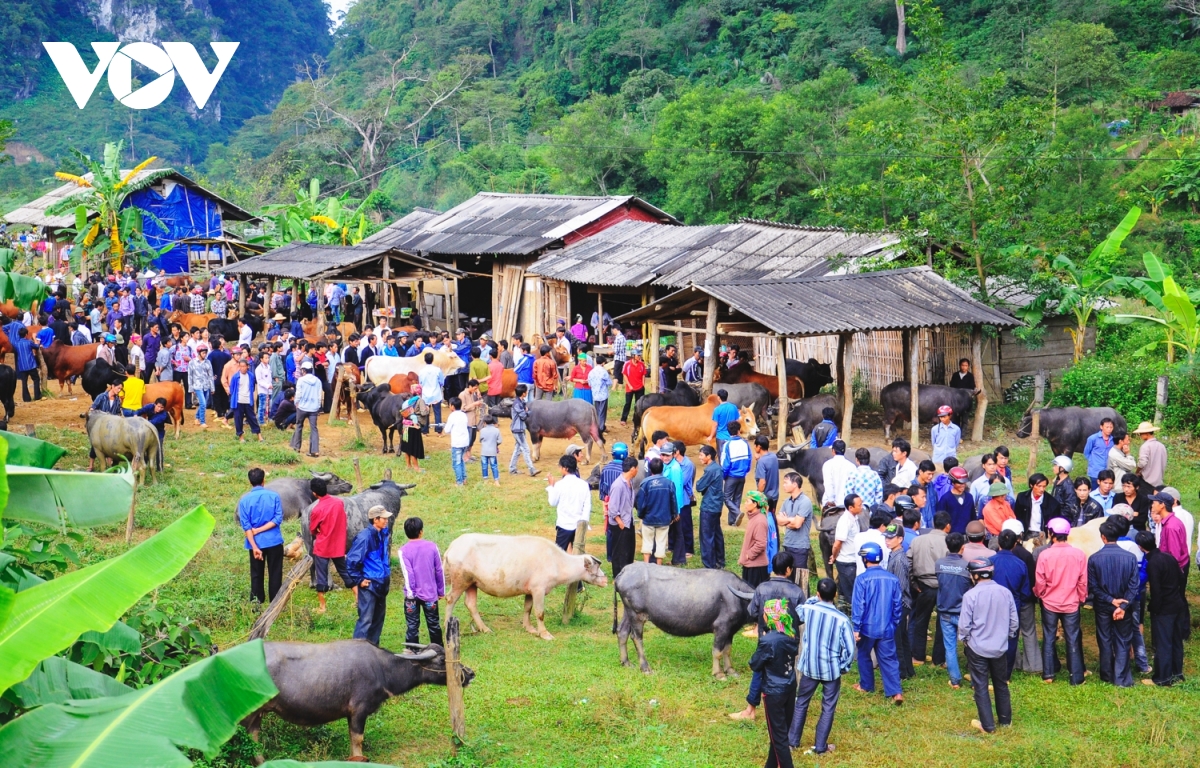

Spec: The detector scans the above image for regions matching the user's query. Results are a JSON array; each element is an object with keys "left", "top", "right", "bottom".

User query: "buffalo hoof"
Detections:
[
  {"left": 727, "top": 670, "right": 740, "bottom": 678},
  {"left": 539, "top": 631, "right": 555, "bottom": 641},
  {"left": 714, "top": 672, "right": 726, "bottom": 681},
  {"left": 621, "top": 660, "right": 632, "bottom": 668},
  {"left": 640, "top": 666, "right": 652, "bottom": 675}
]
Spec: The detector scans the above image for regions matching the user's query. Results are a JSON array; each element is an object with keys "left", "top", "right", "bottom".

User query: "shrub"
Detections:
[{"left": 1053, "top": 356, "right": 1200, "bottom": 431}]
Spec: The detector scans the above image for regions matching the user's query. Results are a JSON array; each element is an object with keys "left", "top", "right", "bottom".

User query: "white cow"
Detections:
[{"left": 363, "top": 348, "right": 465, "bottom": 386}]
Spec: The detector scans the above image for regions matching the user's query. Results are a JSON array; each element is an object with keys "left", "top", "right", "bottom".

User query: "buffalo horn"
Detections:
[
  {"left": 397, "top": 483, "right": 417, "bottom": 490},
  {"left": 398, "top": 649, "right": 440, "bottom": 662},
  {"left": 728, "top": 586, "right": 755, "bottom": 601}
]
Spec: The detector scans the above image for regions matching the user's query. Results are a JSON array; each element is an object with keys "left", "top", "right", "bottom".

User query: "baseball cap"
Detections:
[
  {"left": 1047, "top": 518, "right": 1071, "bottom": 536},
  {"left": 367, "top": 505, "right": 393, "bottom": 519},
  {"left": 1053, "top": 455, "right": 1073, "bottom": 472},
  {"left": 937, "top": 405, "right": 953, "bottom": 416},
  {"left": 1161, "top": 486, "right": 1181, "bottom": 502},
  {"left": 745, "top": 490, "right": 769, "bottom": 508},
  {"left": 301, "top": 361, "right": 313, "bottom": 370},
  {"left": 884, "top": 523, "right": 904, "bottom": 540},
  {"left": 1149, "top": 492, "right": 1174, "bottom": 507},
  {"left": 949, "top": 466, "right": 968, "bottom": 482},
  {"left": 564, "top": 444, "right": 584, "bottom": 457}
]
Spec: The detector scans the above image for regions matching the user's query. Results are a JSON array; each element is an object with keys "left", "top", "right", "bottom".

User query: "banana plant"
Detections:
[
  {"left": 1115, "top": 272, "right": 1200, "bottom": 364},
  {"left": 252, "top": 178, "right": 375, "bottom": 248},
  {"left": 1113, "top": 251, "right": 1200, "bottom": 363}
]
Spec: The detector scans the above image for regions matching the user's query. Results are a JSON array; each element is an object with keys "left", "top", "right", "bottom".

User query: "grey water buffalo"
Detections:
[
  {"left": 614, "top": 562, "right": 754, "bottom": 678},
  {"left": 784, "top": 394, "right": 842, "bottom": 437},
  {"left": 776, "top": 444, "right": 890, "bottom": 503},
  {"left": 1016, "top": 406, "right": 1126, "bottom": 458},
  {"left": 243, "top": 640, "right": 474, "bottom": 764},
  {"left": 244, "top": 472, "right": 353, "bottom": 522},
  {"left": 631, "top": 381, "right": 702, "bottom": 441},
  {"left": 85, "top": 411, "right": 160, "bottom": 484},
  {"left": 711, "top": 382, "right": 773, "bottom": 436},
  {"left": 879, "top": 382, "right": 976, "bottom": 439},
  {"left": 490, "top": 397, "right": 605, "bottom": 463},
  {"left": 444, "top": 533, "right": 608, "bottom": 640},
  {"left": 300, "top": 477, "right": 414, "bottom": 558},
  {"left": 356, "top": 383, "right": 408, "bottom": 453}
]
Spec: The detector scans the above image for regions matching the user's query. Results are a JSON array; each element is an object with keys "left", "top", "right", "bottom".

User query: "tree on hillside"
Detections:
[
  {"left": 550, "top": 94, "right": 647, "bottom": 195},
  {"left": 1020, "top": 21, "right": 1122, "bottom": 132},
  {"left": 895, "top": 2, "right": 907, "bottom": 55}
]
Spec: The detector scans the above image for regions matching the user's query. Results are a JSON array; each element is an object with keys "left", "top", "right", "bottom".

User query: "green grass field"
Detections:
[{"left": 23, "top": 397, "right": 1200, "bottom": 768}]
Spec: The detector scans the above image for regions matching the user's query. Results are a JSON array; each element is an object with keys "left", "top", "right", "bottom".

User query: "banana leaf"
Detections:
[
  {"left": 2, "top": 464, "right": 135, "bottom": 529},
  {"left": 0, "top": 505, "right": 214, "bottom": 694},
  {"left": 4, "top": 657, "right": 132, "bottom": 710},
  {"left": 0, "top": 273, "right": 49, "bottom": 312},
  {"left": 0, "top": 433, "right": 67, "bottom": 469},
  {"left": 0, "top": 553, "right": 43, "bottom": 593},
  {"left": 0, "top": 586, "right": 11, "bottom": 635},
  {"left": 0, "top": 640, "right": 276, "bottom": 768},
  {"left": 77, "top": 620, "right": 141, "bottom": 656},
  {"left": 0, "top": 249, "right": 14, "bottom": 272},
  {"left": 0, "top": 442, "right": 9, "bottom": 519}
]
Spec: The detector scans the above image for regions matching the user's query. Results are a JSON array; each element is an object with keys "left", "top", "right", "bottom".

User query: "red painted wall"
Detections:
[{"left": 561, "top": 203, "right": 663, "bottom": 246}]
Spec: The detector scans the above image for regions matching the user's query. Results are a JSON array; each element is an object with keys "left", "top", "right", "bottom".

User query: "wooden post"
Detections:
[
  {"left": 596, "top": 291, "right": 603, "bottom": 342},
  {"left": 908, "top": 329, "right": 920, "bottom": 449},
  {"left": 353, "top": 456, "right": 364, "bottom": 490},
  {"left": 562, "top": 519, "right": 588, "bottom": 624},
  {"left": 646, "top": 322, "right": 660, "bottom": 394},
  {"left": 382, "top": 257, "right": 391, "bottom": 314},
  {"left": 124, "top": 481, "right": 139, "bottom": 545},
  {"left": 1026, "top": 370, "right": 1046, "bottom": 477},
  {"left": 315, "top": 279, "right": 326, "bottom": 337},
  {"left": 237, "top": 275, "right": 246, "bottom": 318},
  {"left": 701, "top": 296, "right": 719, "bottom": 397},
  {"left": 445, "top": 616, "right": 467, "bottom": 749},
  {"left": 264, "top": 277, "right": 275, "bottom": 321},
  {"left": 838, "top": 333, "right": 853, "bottom": 444},
  {"left": 1155, "top": 375, "right": 1168, "bottom": 425},
  {"left": 349, "top": 376, "right": 363, "bottom": 442},
  {"left": 775, "top": 335, "right": 789, "bottom": 447},
  {"left": 328, "top": 372, "right": 344, "bottom": 426},
  {"left": 970, "top": 326, "right": 988, "bottom": 442}
]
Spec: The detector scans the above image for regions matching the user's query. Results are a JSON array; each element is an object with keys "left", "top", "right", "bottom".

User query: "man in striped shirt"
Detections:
[{"left": 789, "top": 578, "right": 855, "bottom": 756}]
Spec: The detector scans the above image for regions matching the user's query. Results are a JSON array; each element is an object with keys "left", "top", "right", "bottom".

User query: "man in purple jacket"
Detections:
[{"left": 399, "top": 516, "right": 445, "bottom": 647}]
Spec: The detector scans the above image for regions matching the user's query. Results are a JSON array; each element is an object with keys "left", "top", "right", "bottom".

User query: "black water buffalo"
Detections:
[
  {"left": 244, "top": 640, "right": 475, "bottom": 763},
  {"left": 785, "top": 358, "right": 835, "bottom": 396},
  {"left": 711, "top": 382, "right": 773, "bottom": 436},
  {"left": 300, "top": 477, "right": 413, "bottom": 557},
  {"left": 776, "top": 444, "right": 890, "bottom": 503},
  {"left": 356, "top": 383, "right": 408, "bottom": 453},
  {"left": 784, "top": 393, "right": 841, "bottom": 437},
  {"left": 879, "top": 382, "right": 975, "bottom": 439},
  {"left": 490, "top": 397, "right": 605, "bottom": 463},
  {"left": 1016, "top": 406, "right": 1126, "bottom": 458},
  {"left": 208, "top": 315, "right": 263, "bottom": 345},
  {"left": 243, "top": 471, "right": 353, "bottom": 522},
  {"left": 0, "top": 363, "right": 15, "bottom": 420},
  {"left": 81, "top": 358, "right": 127, "bottom": 399},
  {"left": 631, "top": 381, "right": 701, "bottom": 441},
  {"left": 615, "top": 562, "right": 753, "bottom": 678}
]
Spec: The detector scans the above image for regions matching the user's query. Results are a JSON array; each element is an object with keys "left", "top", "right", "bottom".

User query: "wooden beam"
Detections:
[
  {"left": 775, "top": 335, "right": 789, "bottom": 448},
  {"left": 970, "top": 326, "right": 988, "bottom": 442},
  {"left": 315, "top": 279, "right": 325, "bottom": 337},
  {"left": 264, "top": 277, "right": 274, "bottom": 322},
  {"left": 838, "top": 333, "right": 853, "bottom": 444},
  {"left": 1026, "top": 370, "right": 1046, "bottom": 477},
  {"left": 445, "top": 616, "right": 467, "bottom": 749},
  {"left": 237, "top": 275, "right": 246, "bottom": 319},
  {"left": 909, "top": 328, "right": 919, "bottom": 449},
  {"left": 596, "top": 291, "right": 603, "bottom": 343},
  {"left": 647, "top": 322, "right": 660, "bottom": 394},
  {"left": 700, "top": 297, "right": 719, "bottom": 397}
]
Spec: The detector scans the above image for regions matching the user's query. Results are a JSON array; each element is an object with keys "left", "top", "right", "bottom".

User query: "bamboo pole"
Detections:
[
  {"left": 775, "top": 335, "right": 789, "bottom": 447},
  {"left": 445, "top": 616, "right": 467, "bottom": 749},
  {"left": 970, "top": 326, "right": 988, "bottom": 442},
  {"left": 1026, "top": 370, "right": 1046, "bottom": 477},
  {"left": 837, "top": 333, "right": 853, "bottom": 444},
  {"left": 701, "top": 297, "right": 718, "bottom": 397},
  {"left": 562, "top": 519, "right": 588, "bottom": 624},
  {"left": 124, "top": 480, "right": 139, "bottom": 545},
  {"left": 646, "top": 322, "right": 660, "bottom": 394},
  {"left": 353, "top": 457, "right": 364, "bottom": 492},
  {"left": 1154, "top": 375, "right": 1168, "bottom": 426},
  {"left": 908, "top": 329, "right": 920, "bottom": 449}
]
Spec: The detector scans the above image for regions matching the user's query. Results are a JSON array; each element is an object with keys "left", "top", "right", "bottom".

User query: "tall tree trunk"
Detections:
[{"left": 895, "top": 2, "right": 907, "bottom": 55}]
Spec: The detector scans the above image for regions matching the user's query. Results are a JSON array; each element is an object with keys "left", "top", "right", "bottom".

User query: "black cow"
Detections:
[
  {"left": 879, "top": 382, "right": 976, "bottom": 439},
  {"left": 631, "top": 381, "right": 701, "bottom": 441},
  {"left": 785, "top": 358, "right": 835, "bottom": 397},
  {"left": 0, "top": 364, "right": 15, "bottom": 420},
  {"left": 81, "top": 358, "right": 128, "bottom": 399},
  {"left": 1016, "top": 406, "right": 1126, "bottom": 458},
  {"left": 776, "top": 444, "right": 890, "bottom": 503},
  {"left": 355, "top": 383, "right": 408, "bottom": 453},
  {"left": 244, "top": 640, "right": 474, "bottom": 763},
  {"left": 490, "top": 397, "right": 604, "bottom": 463},
  {"left": 784, "top": 394, "right": 841, "bottom": 437},
  {"left": 208, "top": 315, "right": 263, "bottom": 346}
]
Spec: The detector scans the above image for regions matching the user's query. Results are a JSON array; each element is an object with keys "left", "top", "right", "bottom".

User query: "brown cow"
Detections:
[
  {"left": 40, "top": 341, "right": 100, "bottom": 394},
  {"left": 387, "top": 371, "right": 419, "bottom": 394},
  {"left": 636, "top": 394, "right": 758, "bottom": 457},
  {"left": 0, "top": 328, "right": 12, "bottom": 366},
  {"left": 168, "top": 310, "right": 217, "bottom": 332},
  {"left": 0, "top": 301, "right": 23, "bottom": 321},
  {"left": 142, "top": 381, "right": 185, "bottom": 439},
  {"left": 333, "top": 363, "right": 362, "bottom": 421},
  {"left": 715, "top": 363, "right": 805, "bottom": 400}
]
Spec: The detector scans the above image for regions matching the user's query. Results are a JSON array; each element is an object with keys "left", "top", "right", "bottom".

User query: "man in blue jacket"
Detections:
[
  {"left": 851, "top": 542, "right": 904, "bottom": 704},
  {"left": 346, "top": 506, "right": 394, "bottom": 645},
  {"left": 935, "top": 533, "right": 973, "bottom": 688},
  {"left": 636, "top": 458, "right": 678, "bottom": 565},
  {"left": 237, "top": 467, "right": 285, "bottom": 604},
  {"left": 990, "top": 528, "right": 1032, "bottom": 679},
  {"left": 721, "top": 420, "right": 752, "bottom": 526},
  {"left": 1083, "top": 417, "right": 1115, "bottom": 487}
]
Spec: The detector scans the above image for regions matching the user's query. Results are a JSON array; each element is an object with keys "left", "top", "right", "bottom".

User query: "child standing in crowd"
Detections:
[
  {"left": 479, "top": 415, "right": 502, "bottom": 486},
  {"left": 400, "top": 517, "right": 444, "bottom": 647}
]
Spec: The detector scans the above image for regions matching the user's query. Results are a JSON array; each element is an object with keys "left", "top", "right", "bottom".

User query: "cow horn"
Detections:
[
  {"left": 396, "top": 483, "right": 416, "bottom": 490},
  {"left": 728, "top": 586, "right": 755, "bottom": 601},
  {"left": 399, "top": 649, "right": 440, "bottom": 662}
]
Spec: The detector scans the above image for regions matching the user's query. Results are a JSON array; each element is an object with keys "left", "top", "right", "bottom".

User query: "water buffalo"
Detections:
[
  {"left": 715, "top": 361, "right": 805, "bottom": 399},
  {"left": 489, "top": 397, "right": 604, "bottom": 464},
  {"left": 879, "top": 381, "right": 976, "bottom": 439},
  {"left": 299, "top": 477, "right": 414, "bottom": 558},
  {"left": 786, "top": 358, "right": 835, "bottom": 395},
  {"left": 614, "top": 562, "right": 754, "bottom": 678},
  {"left": 85, "top": 411, "right": 160, "bottom": 484},
  {"left": 711, "top": 382, "right": 773, "bottom": 436},
  {"left": 81, "top": 358, "right": 127, "bottom": 399},
  {"left": 242, "top": 471, "right": 353, "bottom": 523},
  {"left": 636, "top": 394, "right": 757, "bottom": 458},
  {"left": 444, "top": 533, "right": 608, "bottom": 640},
  {"left": 207, "top": 315, "right": 263, "bottom": 344},
  {"left": 355, "top": 383, "right": 408, "bottom": 453},
  {"left": 244, "top": 640, "right": 474, "bottom": 763},
  {"left": 784, "top": 393, "right": 842, "bottom": 437},
  {"left": 630, "top": 381, "right": 702, "bottom": 441},
  {"left": 0, "top": 363, "right": 15, "bottom": 420},
  {"left": 1015, "top": 406, "right": 1126, "bottom": 458},
  {"left": 776, "top": 444, "right": 890, "bottom": 503}
]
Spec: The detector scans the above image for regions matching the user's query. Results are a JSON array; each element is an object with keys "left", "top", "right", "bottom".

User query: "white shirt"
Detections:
[
  {"left": 834, "top": 509, "right": 860, "bottom": 563},
  {"left": 1029, "top": 492, "right": 1044, "bottom": 533},
  {"left": 417, "top": 364, "right": 444, "bottom": 404},
  {"left": 892, "top": 459, "right": 917, "bottom": 488},
  {"left": 856, "top": 529, "right": 890, "bottom": 574},
  {"left": 255, "top": 363, "right": 273, "bottom": 396},
  {"left": 1175, "top": 506, "right": 1194, "bottom": 556},
  {"left": 821, "top": 454, "right": 857, "bottom": 508},
  {"left": 128, "top": 344, "right": 145, "bottom": 372},
  {"left": 445, "top": 410, "right": 470, "bottom": 448},
  {"left": 547, "top": 473, "right": 592, "bottom": 532},
  {"left": 238, "top": 324, "right": 253, "bottom": 347},
  {"left": 76, "top": 325, "right": 93, "bottom": 343}
]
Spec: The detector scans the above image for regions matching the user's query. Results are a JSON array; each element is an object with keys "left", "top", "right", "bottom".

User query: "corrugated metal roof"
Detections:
[
  {"left": 222, "top": 242, "right": 464, "bottom": 281},
  {"left": 614, "top": 267, "right": 1019, "bottom": 336},
  {"left": 3, "top": 169, "right": 256, "bottom": 228},
  {"left": 526, "top": 220, "right": 902, "bottom": 287},
  {"left": 366, "top": 192, "right": 677, "bottom": 257}
]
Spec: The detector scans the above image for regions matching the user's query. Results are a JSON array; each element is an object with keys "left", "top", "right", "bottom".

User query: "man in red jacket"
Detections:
[
  {"left": 620, "top": 350, "right": 647, "bottom": 425},
  {"left": 309, "top": 476, "right": 353, "bottom": 613}
]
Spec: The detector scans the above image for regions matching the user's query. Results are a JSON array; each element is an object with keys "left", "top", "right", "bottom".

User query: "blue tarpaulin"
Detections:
[{"left": 123, "top": 182, "right": 223, "bottom": 274}]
